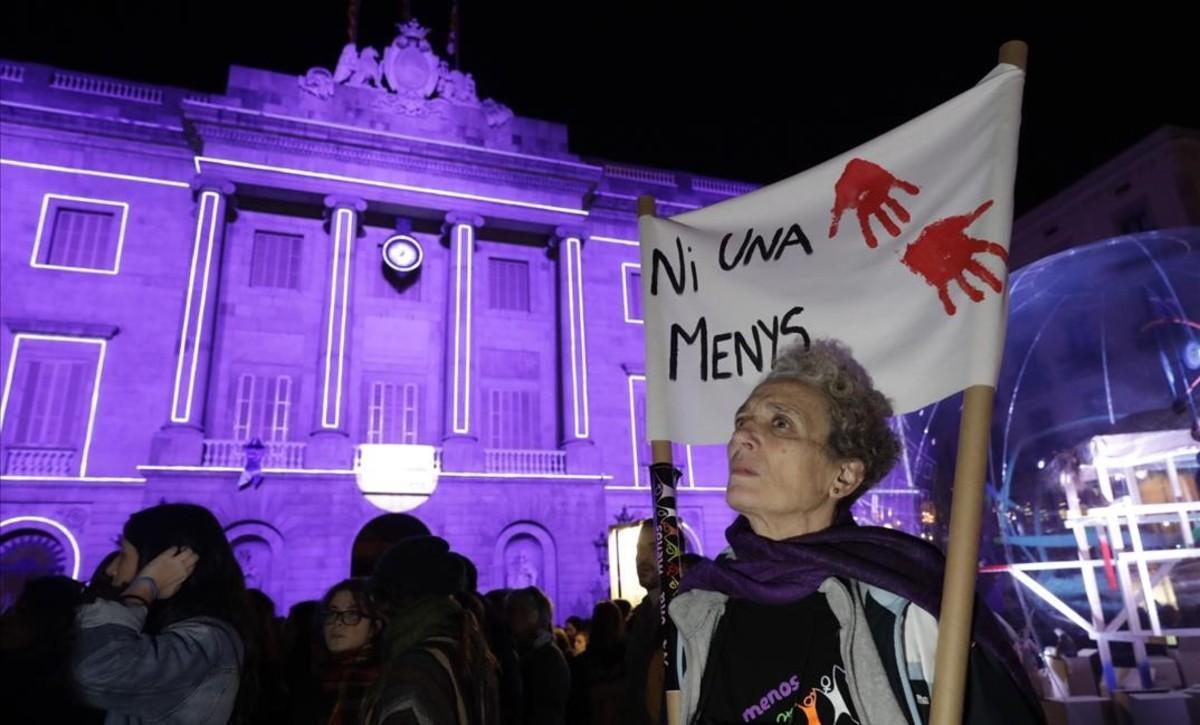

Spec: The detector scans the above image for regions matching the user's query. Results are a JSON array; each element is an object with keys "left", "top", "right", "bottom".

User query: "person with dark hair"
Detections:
[
  {"left": 567, "top": 601, "right": 627, "bottom": 725},
  {"left": 283, "top": 599, "right": 322, "bottom": 718},
  {"left": 0, "top": 575, "right": 103, "bottom": 723},
  {"left": 563, "top": 615, "right": 585, "bottom": 651},
  {"left": 84, "top": 550, "right": 122, "bottom": 602},
  {"left": 622, "top": 518, "right": 690, "bottom": 725},
  {"left": 508, "top": 586, "right": 570, "bottom": 725},
  {"left": 290, "top": 578, "right": 385, "bottom": 725},
  {"left": 481, "top": 589, "right": 523, "bottom": 725},
  {"left": 244, "top": 589, "right": 288, "bottom": 724},
  {"left": 670, "top": 340, "right": 1044, "bottom": 724},
  {"left": 364, "top": 536, "right": 499, "bottom": 725},
  {"left": 612, "top": 599, "right": 632, "bottom": 622},
  {"left": 71, "top": 503, "right": 253, "bottom": 724}
]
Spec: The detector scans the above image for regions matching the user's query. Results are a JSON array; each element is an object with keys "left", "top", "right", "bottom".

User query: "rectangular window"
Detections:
[
  {"left": 0, "top": 337, "right": 103, "bottom": 476},
  {"left": 623, "top": 264, "right": 643, "bottom": 323},
  {"left": 9, "top": 358, "right": 89, "bottom": 447},
  {"left": 231, "top": 373, "right": 295, "bottom": 442},
  {"left": 488, "top": 258, "right": 530, "bottom": 311},
  {"left": 487, "top": 389, "right": 539, "bottom": 448},
  {"left": 364, "top": 380, "right": 420, "bottom": 444},
  {"left": 32, "top": 195, "right": 127, "bottom": 274},
  {"left": 249, "top": 231, "right": 303, "bottom": 290}
]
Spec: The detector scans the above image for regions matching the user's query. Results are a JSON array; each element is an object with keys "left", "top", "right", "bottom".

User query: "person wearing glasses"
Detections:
[{"left": 295, "top": 578, "right": 385, "bottom": 725}]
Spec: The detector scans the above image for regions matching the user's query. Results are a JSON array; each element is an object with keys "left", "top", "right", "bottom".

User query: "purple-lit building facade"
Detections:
[
  {"left": 0, "top": 25, "right": 761, "bottom": 615},
  {"left": 0, "top": 24, "right": 926, "bottom": 614}
]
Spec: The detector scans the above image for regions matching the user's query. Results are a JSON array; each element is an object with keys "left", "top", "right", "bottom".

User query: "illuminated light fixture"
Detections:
[
  {"left": 356, "top": 444, "right": 439, "bottom": 512},
  {"left": 1184, "top": 340, "right": 1200, "bottom": 370},
  {"left": 0, "top": 515, "right": 82, "bottom": 579},
  {"left": 381, "top": 234, "right": 424, "bottom": 273},
  {"left": 608, "top": 521, "right": 648, "bottom": 606}
]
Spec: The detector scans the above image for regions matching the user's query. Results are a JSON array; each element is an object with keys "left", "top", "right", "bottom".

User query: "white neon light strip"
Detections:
[
  {"left": 0, "top": 475, "right": 144, "bottom": 484},
  {"left": 132, "top": 464, "right": 611, "bottom": 481},
  {"left": 628, "top": 374, "right": 644, "bottom": 486},
  {"left": 29, "top": 194, "right": 130, "bottom": 275},
  {"left": 1, "top": 101, "right": 185, "bottom": 133},
  {"left": 0, "top": 334, "right": 106, "bottom": 477},
  {"left": 591, "top": 235, "right": 640, "bottom": 247},
  {"left": 439, "top": 471, "right": 612, "bottom": 480},
  {"left": 1009, "top": 569, "right": 1095, "bottom": 634},
  {"left": 136, "top": 465, "right": 358, "bottom": 475},
  {"left": 321, "top": 208, "right": 355, "bottom": 429},
  {"left": 624, "top": 374, "right": 697, "bottom": 487},
  {"left": 565, "top": 238, "right": 590, "bottom": 438},
  {"left": 605, "top": 485, "right": 727, "bottom": 492},
  {"left": 0, "top": 158, "right": 190, "bottom": 188},
  {"left": 194, "top": 156, "right": 588, "bottom": 217},
  {"left": 170, "top": 191, "right": 220, "bottom": 423},
  {"left": 621, "top": 262, "right": 644, "bottom": 325},
  {"left": 335, "top": 209, "right": 354, "bottom": 427},
  {"left": 451, "top": 224, "right": 474, "bottom": 434},
  {"left": 0, "top": 516, "right": 82, "bottom": 579}
]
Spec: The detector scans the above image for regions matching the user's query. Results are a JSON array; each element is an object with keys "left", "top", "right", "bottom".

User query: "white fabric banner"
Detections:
[{"left": 639, "top": 64, "right": 1024, "bottom": 444}]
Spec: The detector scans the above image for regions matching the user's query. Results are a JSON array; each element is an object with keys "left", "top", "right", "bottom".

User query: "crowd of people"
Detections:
[
  {"left": 0, "top": 339, "right": 1047, "bottom": 724},
  {"left": 0, "top": 506, "right": 685, "bottom": 725}
]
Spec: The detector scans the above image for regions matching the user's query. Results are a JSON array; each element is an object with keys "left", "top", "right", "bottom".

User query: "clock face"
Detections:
[{"left": 382, "top": 235, "right": 423, "bottom": 272}]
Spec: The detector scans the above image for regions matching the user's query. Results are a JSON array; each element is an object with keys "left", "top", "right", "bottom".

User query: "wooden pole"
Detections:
[
  {"left": 927, "top": 41, "right": 1027, "bottom": 725},
  {"left": 639, "top": 194, "right": 683, "bottom": 725}
]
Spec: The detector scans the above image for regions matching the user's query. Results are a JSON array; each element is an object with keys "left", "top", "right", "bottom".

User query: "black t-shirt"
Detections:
[{"left": 698, "top": 593, "right": 860, "bottom": 724}]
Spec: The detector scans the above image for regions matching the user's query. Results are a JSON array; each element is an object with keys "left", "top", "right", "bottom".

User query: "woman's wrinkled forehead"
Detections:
[{"left": 738, "top": 380, "right": 832, "bottom": 434}]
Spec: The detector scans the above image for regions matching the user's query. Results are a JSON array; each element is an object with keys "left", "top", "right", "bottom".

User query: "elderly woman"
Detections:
[{"left": 671, "top": 340, "right": 1042, "bottom": 725}]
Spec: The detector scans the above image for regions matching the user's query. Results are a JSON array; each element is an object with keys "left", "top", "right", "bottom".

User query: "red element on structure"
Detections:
[
  {"left": 829, "top": 158, "right": 921, "bottom": 248},
  {"left": 900, "top": 200, "right": 1007, "bottom": 316},
  {"left": 1099, "top": 531, "right": 1118, "bottom": 591}
]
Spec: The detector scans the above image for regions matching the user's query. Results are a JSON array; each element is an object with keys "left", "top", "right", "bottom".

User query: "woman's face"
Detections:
[
  {"left": 323, "top": 590, "right": 374, "bottom": 653},
  {"left": 105, "top": 537, "right": 139, "bottom": 588},
  {"left": 726, "top": 381, "right": 854, "bottom": 532}
]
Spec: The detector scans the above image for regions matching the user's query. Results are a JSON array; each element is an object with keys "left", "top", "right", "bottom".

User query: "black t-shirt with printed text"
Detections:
[{"left": 697, "top": 593, "right": 860, "bottom": 725}]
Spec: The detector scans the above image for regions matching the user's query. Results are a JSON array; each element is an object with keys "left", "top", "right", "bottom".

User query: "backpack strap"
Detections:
[{"left": 423, "top": 641, "right": 470, "bottom": 725}]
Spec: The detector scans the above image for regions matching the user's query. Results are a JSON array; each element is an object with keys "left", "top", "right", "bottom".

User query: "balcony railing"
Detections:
[
  {"left": 197, "top": 441, "right": 566, "bottom": 476},
  {"left": 3, "top": 447, "right": 75, "bottom": 476},
  {"left": 484, "top": 448, "right": 566, "bottom": 475},
  {"left": 201, "top": 440, "right": 306, "bottom": 469}
]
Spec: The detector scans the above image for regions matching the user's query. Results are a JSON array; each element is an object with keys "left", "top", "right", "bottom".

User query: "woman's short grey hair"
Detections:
[{"left": 762, "top": 339, "right": 900, "bottom": 505}]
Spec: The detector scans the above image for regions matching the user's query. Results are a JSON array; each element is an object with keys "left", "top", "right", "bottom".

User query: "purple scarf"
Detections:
[{"left": 680, "top": 515, "right": 1023, "bottom": 684}]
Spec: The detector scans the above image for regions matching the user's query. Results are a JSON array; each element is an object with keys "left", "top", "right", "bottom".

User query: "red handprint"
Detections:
[
  {"left": 901, "top": 200, "right": 1007, "bottom": 316},
  {"left": 829, "top": 158, "right": 921, "bottom": 248}
]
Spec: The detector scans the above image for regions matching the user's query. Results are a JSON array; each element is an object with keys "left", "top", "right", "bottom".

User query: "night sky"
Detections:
[{"left": 2, "top": 2, "right": 1196, "bottom": 214}]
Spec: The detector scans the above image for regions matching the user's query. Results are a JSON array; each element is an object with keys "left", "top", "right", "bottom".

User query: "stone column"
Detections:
[
  {"left": 552, "top": 227, "right": 598, "bottom": 473},
  {"left": 306, "top": 195, "right": 366, "bottom": 469},
  {"left": 150, "top": 175, "right": 235, "bottom": 465},
  {"left": 440, "top": 212, "right": 484, "bottom": 472}
]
